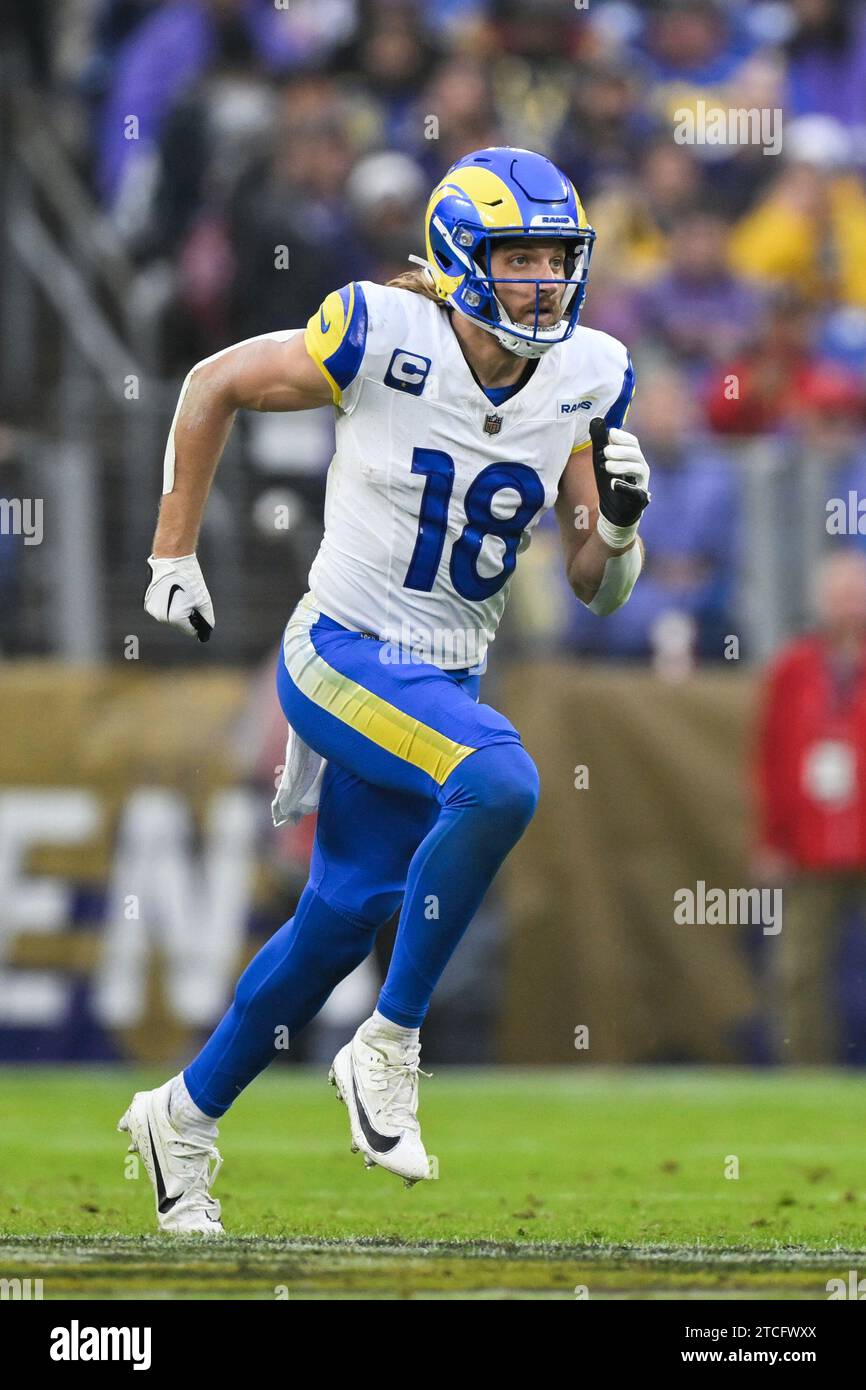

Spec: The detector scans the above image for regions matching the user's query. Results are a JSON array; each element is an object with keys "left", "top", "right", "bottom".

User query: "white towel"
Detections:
[{"left": 271, "top": 723, "right": 326, "bottom": 827}]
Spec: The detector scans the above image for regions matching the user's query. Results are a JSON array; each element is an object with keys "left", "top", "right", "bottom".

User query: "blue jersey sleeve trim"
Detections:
[
  {"left": 324, "top": 283, "right": 369, "bottom": 390},
  {"left": 604, "top": 352, "right": 635, "bottom": 428}
]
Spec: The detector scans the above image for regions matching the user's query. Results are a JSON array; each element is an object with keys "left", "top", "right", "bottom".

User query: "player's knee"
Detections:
[
  {"left": 451, "top": 742, "right": 539, "bottom": 833},
  {"left": 497, "top": 747, "right": 540, "bottom": 833}
]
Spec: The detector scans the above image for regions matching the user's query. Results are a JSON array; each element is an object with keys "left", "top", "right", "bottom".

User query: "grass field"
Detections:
[{"left": 1, "top": 1066, "right": 864, "bottom": 1299}]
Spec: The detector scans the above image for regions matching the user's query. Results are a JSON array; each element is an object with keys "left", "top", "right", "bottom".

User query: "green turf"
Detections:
[{"left": 1, "top": 1066, "right": 864, "bottom": 1298}]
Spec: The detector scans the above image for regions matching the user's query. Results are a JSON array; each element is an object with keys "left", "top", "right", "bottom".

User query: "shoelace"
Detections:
[
  {"left": 166, "top": 1133, "right": 223, "bottom": 1214},
  {"left": 365, "top": 1042, "right": 432, "bottom": 1131}
]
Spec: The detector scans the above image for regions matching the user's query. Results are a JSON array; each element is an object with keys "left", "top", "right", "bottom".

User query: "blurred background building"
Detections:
[{"left": 2, "top": 0, "right": 866, "bottom": 1069}]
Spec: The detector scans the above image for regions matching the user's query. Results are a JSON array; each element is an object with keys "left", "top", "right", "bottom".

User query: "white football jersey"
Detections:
[{"left": 303, "top": 280, "right": 634, "bottom": 669}]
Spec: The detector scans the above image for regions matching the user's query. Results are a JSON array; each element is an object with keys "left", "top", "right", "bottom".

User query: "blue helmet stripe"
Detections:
[{"left": 323, "top": 283, "right": 369, "bottom": 389}]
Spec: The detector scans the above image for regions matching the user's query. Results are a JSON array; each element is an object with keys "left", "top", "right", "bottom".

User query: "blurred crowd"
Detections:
[{"left": 6, "top": 0, "right": 866, "bottom": 661}]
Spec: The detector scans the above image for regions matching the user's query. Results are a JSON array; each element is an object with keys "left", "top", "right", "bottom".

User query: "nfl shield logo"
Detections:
[{"left": 483, "top": 412, "right": 503, "bottom": 435}]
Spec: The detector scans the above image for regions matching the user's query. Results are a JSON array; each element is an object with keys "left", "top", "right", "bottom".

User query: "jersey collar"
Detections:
[{"left": 437, "top": 307, "right": 559, "bottom": 425}]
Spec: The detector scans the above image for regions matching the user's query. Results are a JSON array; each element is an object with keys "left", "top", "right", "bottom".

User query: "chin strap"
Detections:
[{"left": 407, "top": 254, "right": 440, "bottom": 290}]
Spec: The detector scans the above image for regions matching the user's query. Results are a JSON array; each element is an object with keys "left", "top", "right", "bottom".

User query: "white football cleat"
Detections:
[
  {"left": 117, "top": 1079, "right": 225, "bottom": 1234},
  {"left": 329, "top": 1022, "right": 433, "bottom": 1186}
]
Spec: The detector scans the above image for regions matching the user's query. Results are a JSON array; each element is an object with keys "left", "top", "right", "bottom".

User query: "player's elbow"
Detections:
[
  {"left": 583, "top": 585, "right": 632, "bottom": 618},
  {"left": 579, "top": 542, "right": 644, "bottom": 617},
  {"left": 564, "top": 544, "right": 601, "bottom": 606},
  {"left": 569, "top": 570, "right": 600, "bottom": 607},
  {"left": 178, "top": 356, "right": 230, "bottom": 419},
  {"left": 193, "top": 354, "right": 249, "bottom": 415}
]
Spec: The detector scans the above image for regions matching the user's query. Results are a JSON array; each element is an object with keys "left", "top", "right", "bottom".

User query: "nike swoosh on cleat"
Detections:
[
  {"left": 166, "top": 584, "right": 183, "bottom": 619},
  {"left": 147, "top": 1119, "right": 182, "bottom": 1214},
  {"left": 320, "top": 307, "right": 329, "bottom": 333},
  {"left": 351, "top": 1075, "right": 401, "bottom": 1153}
]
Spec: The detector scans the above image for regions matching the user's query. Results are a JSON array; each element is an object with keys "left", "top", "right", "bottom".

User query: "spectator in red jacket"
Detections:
[
  {"left": 705, "top": 290, "right": 823, "bottom": 437},
  {"left": 754, "top": 550, "right": 866, "bottom": 1062}
]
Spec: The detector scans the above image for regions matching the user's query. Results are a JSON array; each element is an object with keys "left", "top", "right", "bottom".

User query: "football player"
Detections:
[{"left": 119, "top": 147, "right": 650, "bottom": 1233}]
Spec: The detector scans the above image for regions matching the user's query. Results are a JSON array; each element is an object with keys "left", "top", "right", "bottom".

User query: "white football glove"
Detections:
[
  {"left": 603, "top": 425, "right": 651, "bottom": 491},
  {"left": 144, "top": 553, "right": 215, "bottom": 642},
  {"left": 589, "top": 418, "right": 651, "bottom": 548},
  {"left": 590, "top": 419, "right": 651, "bottom": 521}
]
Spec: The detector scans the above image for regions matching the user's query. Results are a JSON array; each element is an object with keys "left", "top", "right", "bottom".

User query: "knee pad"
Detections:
[{"left": 441, "top": 741, "right": 540, "bottom": 832}]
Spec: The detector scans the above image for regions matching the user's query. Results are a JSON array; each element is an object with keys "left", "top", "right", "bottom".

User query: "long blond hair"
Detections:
[{"left": 386, "top": 267, "right": 444, "bottom": 304}]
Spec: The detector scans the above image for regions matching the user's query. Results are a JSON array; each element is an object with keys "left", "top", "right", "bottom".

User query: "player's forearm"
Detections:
[
  {"left": 152, "top": 366, "right": 237, "bottom": 558},
  {"left": 567, "top": 529, "right": 644, "bottom": 607}
]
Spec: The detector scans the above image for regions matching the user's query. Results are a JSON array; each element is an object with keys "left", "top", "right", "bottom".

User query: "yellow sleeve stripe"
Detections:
[{"left": 304, "top": 282, "right": 368, "bottom": 407}]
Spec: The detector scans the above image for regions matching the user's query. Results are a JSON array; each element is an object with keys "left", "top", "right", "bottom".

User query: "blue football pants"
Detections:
[{"left": 184, "top": 594, "right": 538, "bottom": 1116}]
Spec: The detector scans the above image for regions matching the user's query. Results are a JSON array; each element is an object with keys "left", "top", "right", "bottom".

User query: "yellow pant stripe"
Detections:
[{"left": 284, "top": 613, "right": 476, "bottom": 785}]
